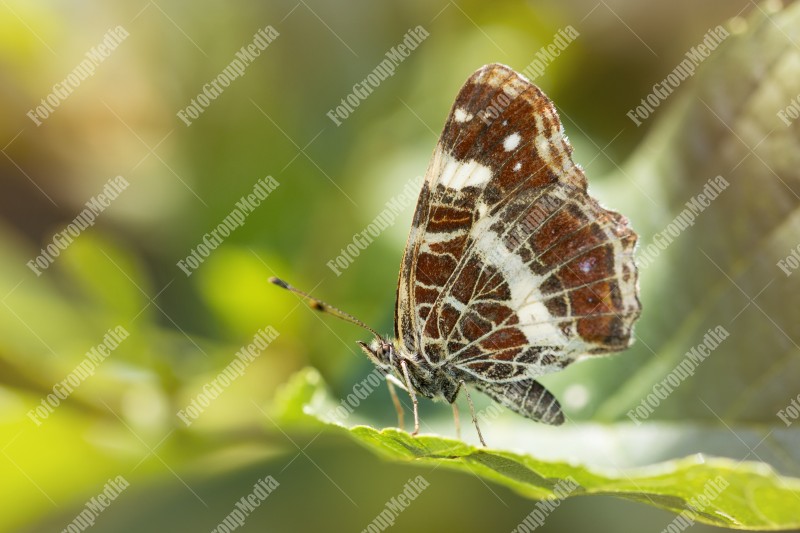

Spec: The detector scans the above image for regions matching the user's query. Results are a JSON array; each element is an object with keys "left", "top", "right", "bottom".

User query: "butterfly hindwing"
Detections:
[{"left": 477, "top": 378, "right": 565, "bottom": 425}]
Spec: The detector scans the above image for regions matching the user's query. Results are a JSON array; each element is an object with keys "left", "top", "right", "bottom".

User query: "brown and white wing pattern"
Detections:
[{"left": 394, "top": 64, "right": 640, "bottom": 421}]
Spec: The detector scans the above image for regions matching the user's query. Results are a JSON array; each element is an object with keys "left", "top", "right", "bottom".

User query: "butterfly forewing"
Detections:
[{"left": 395, "top": 64, "right": 640, "bottom": 423}]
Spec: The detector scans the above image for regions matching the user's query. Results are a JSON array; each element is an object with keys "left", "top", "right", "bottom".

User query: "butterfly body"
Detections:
[{"left": 359, "top": 338, "right": 461, "bottom": 403}]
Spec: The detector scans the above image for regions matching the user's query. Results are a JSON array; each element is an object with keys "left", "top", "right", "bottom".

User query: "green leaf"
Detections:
[{"left": 277, "top": 368, "right": 800, "bottom": 530}]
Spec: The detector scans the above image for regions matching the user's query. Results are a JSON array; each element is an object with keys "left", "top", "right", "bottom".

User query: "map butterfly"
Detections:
[{"left": 272, "top": 63, "right": 641, "bottom": 445}]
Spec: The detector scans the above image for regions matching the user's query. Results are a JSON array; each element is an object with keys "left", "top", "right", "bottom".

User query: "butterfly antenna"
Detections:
[{"left": 269, "top": 277, "right": 383, "bottom": 340}]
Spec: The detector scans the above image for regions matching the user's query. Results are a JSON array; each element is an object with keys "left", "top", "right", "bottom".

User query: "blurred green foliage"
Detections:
[{"left": 1, "top": 1, "right": 798, "bottom": 532}]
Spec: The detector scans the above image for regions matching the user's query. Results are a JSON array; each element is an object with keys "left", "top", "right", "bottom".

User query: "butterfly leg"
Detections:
[
  {"left": 385, "top": 378, "right": 405, "bottom": 430},
  {"left": 460, "top": 380, "right": 486, "bottom": 446},
  {"left": 452, "top": 403, "right": 461, "bottom": 440},
  {"left": 400, "top": 359, "right": 420, "bottom": 436}
]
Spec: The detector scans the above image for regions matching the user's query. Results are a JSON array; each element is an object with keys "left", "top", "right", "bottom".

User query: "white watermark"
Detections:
[
  {"left": 477, "top": 84, "right": 517, "bottom": 126},
  {"left": 177, "top": 326, "right": 279, "bottom": 426},
  {"left": 210, "top": 475, "right": 279, "bottom": 533},
  {"left": 326, "top": 175, "right": 423, "bottom": 276},
  {"left": 27, "top": 176, "right": 129, "bottom": 276},
  {"left": 777, "top": 241, "right": 800, "bottom": 277},
  {"left": 511, "top": 476, "right": 580, "bottom": 532},
  {"left": 177, "top": 175, "right": 279, "bottom": 276},
  {"left": 520, "top": 26, "right": 580, "bottom": 81},
  {"left": 627, "top": 326, "right": 729, "bottom": 424},
  {"left": 777, "top": 93, "right": 800, "bottom": 126},
  {"left": 61, "top": 475, "right": 130, "bottom": 532},
  {"left": 327, "top": 25, "right": 429, "bottom": 126},
  {"left": 486, "top": 188, "right": 571, "bottom": 267},
  {"left": 777, "top": 392, "right": 800, "bottom": 427},
  {"left": 476, "top": 400, "right": 507, "bottom": 426},
  {"left": 28, "top": 326, "right": 130, "bottom": 426},
  {"left": 27, "top": 26, "right": 129, "bottom": 126},
  {"left": 661, "top": 476, "right": 730, "bottom": 533},
  {"left": 637, "top": 175, "right": 729, "bottom": 269},
  {"left": 627, "top": 25, "right": 729, "bottom": 126},
  {"left": 177, "top": 25, "right": 279, "bottom": 126},
  {"left": 361, "top": 476, "right": 430, "bottom": 533},
  {"left": 326, "top": 367, "right": 386, "bottom": 424}
]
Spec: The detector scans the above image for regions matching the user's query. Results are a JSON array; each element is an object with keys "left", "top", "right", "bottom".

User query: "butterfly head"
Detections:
[{"left": 357, "top": 338, "right": 396, "bottom": 372}]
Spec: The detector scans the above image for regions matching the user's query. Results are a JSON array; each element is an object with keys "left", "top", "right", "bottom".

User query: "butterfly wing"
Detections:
[{"left": 395, "top": 64, "right": 641, "bottom": 423}]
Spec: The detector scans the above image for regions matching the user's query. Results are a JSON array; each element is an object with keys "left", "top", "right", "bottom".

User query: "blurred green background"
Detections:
[{"left": 0, "top": 1, "right": 786, "bottom": 531}]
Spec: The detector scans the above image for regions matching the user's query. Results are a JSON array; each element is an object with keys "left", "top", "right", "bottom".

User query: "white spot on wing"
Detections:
[
  {"left": 503, "top": 132, "right": 521, "bottom": 151},
  {"left": 438, "top": 151, "right": 492, "bottom": 190},
  {"left": 579, "top": 256, "right": 595, "bottom": 273},
  {"left": 454, "top": 108, "right": 473, "bottom": 122},
  {"left": 513, "top": 162, "right": 522, "bottom": 171}
]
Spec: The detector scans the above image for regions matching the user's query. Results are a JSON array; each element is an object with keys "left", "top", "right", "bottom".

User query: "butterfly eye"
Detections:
[{"left": 382, "top": 342, "right": 396, "bottom": 362}]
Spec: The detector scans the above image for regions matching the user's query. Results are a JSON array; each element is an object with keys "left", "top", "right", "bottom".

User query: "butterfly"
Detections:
[{"left": 271, "top": 63, "right": 641, "bottom": 445}]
